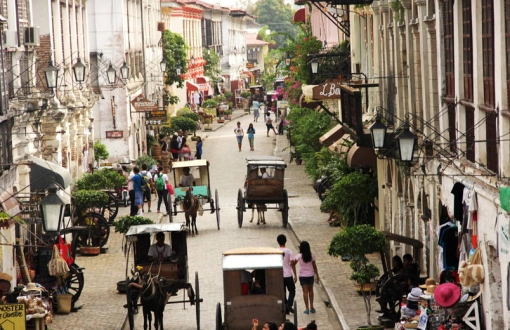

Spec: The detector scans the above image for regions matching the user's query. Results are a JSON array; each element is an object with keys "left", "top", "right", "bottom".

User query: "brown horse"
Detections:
[
  {"left": 249, "top": 203, "right": 267, "bottom": 225},
  {"left": 182, "top": 188, "right": 199, "bottom": 236}
]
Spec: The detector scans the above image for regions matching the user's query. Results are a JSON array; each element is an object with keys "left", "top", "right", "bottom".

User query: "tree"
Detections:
[
  {"left": 203, "top": 49, "right": 222, "bottom": 86},
  {"left": 93, "top": 141, "right": 109, "bottom": 163},
  {"left": 252, "top": 0, "right": 298, "bottom": 48},
  {"left": 162, "top": 30, "right": 188, "bottom": 88}
]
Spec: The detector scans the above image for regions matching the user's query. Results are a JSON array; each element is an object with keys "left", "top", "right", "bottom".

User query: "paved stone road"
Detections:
[{"left": 47, "top": 109, "right": 386, "bottom": 330}]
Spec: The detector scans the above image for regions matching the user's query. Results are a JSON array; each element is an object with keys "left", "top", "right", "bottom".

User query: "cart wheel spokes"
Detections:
[
  {"left": 65, "top": 263, "right": 84, "bottom": 305},
  {"left": 215, "top": 189, "right": 220, "bottom": 230},
  {"left": 75, "top": 212, "right": 110, "bottom": 248},
  {"left": 195, "top": 271, "right": 201, "bottom": 329},
  {"left": 282, "top": 189, "right": 289, "bottom": 228},
  {"left": 216, "top": 302, "right": 222, "bottom": 330},
  {"left": 237, "top": 189, "right": 244, "bottom": 228}
]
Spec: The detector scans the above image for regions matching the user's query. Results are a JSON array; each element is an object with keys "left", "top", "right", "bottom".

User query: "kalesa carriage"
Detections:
[
  {"left": 124, "top": 223, "right": 202, "bottom": 330},
  {"left": 236, "top": 156, "right": 289, "bottom": 228}
]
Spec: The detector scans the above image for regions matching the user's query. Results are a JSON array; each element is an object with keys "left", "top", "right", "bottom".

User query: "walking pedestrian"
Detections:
[
  {"left": 129, "top": 166, "right": 144, "bottom": 216},
  {"left": 252, "top": 98, "right": 260, "bottom": 122},
  {"left": 266, "top": 112, "right": 277, "bottom": 137},
  {"left": 247, "top": 123, "right": 256, "bottom": 151},
  {"left": 234, "top": 121, "right": 244, "bottom": 151},
  {"left": 195, "top": 136, "right": 203, "bottom": 159},
  {"left": 127, "top": 167, "right": 137, "bottom": 216},
  {"left": 277, "top": 234, "right": 296, "bottom": 314},
  {"left": 170, "top": 134, "right": 180, "bottom": 161},
  {"left": 154, "top": 166, "right": 170, "bottom": 215},
  {"left": 140, "top": 164, "right": 153, "bottom": 213},
  {"left": 291, "top": 241, "right": 320, "bottom": 315}
]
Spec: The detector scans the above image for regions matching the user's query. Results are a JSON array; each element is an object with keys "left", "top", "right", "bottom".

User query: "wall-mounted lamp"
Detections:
[
  {"left": 190, "top": 56, "right": 195, "bottom": 66},
  {"left": 233, "top": 47, "right": 237, "bottom": 55},
  {"left": 241, "top": 46, "right": 245, "bottom": 53},
  {"left": 176, "top": 66, "right": 182, "bottom": 75},
  {"left": 106, "top": 64, "right": 117, "bottom": 85},
  {"left": 310, "top": 58, "right": 319, "bottom": 74},
  {"left": 285, "top": 54, "right": 291, "bottom": 67},
  {"left": 43, "top": 60, "right": 59, "bottom": 95},
  {"left": 160, "top": 59, "right": 167, "bottom": 73},
  {"left": 39, "top": 183, "right": 67, "bottom": 233},
  {"left": 72, "top": 58, "right": 86, "bottom": 84},
  {"left": 369, "top": 112, "right": 387, "bottom": 149},
  {"left": 120, "top": 62, "right": 130, "bottom": 80}
]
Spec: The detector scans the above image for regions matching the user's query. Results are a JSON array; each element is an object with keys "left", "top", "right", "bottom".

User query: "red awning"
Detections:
[
  {"left": 293, "top": 8, "right": 305, "bottom": 23},
  {"left": 186, "top": 80, "right": 200, "bottom": 92}
]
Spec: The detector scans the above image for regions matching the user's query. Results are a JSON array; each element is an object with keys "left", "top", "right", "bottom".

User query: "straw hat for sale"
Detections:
[
  {"left": 0, "top": 272, "right": 12, "bottom": 282},
  {"left": 466, "top": 291, "right": 482, "bottom": 303},
  {"left": 425, "top": 285, "right": 437, "bottom": 295},
  {"left": 22, "top": 282, "right": 42, "bottom": 292},
  {"left": 434, "top": 283, "right": 461, "bottom": 308},
  {"left": 419, "top": 278, "right": 438, "bottom": 289}
]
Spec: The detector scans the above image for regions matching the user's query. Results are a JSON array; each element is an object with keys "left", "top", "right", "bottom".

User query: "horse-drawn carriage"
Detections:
[
  {"left": 171, "top": 159, "right": 220, "bottom": 234},
  {"left": 124, "top": 223, "right": 202, "bottom": 330},
  {"left": 236, "top": 156, "right": 289, "bottom": 228},
  {"left": 216, "top": 247, "right": 297, "bottom": 330}
]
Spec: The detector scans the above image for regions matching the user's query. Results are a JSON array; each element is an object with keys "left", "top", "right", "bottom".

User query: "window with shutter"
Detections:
[
  {"left": 482, "top": 0, "right": 495, "bottom": 107},
  {"left": 465, "top": 107, "right": 475, "bottom": 162},
  {"left": 447, "top": 103, "right": 457, "bottom": 154},
  {"left": 443, "top": 0, "right": 455, "bottom": 98},
  {"left": 462, "top": 0, "right": 473, "bottom": 101},
  {"left": 486, "top": 111, "right": 498, "bottom": 173}
]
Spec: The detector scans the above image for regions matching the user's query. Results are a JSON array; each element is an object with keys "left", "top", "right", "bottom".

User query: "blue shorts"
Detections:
[
  {"left": 236, "top": 136, "right": 243, "bottom": 144},
  {"left": 134, "top": 191, "right": 144, "bottom": 206},
  {"left": 299, "top": 276, "right": 314, "bottom": 286}
]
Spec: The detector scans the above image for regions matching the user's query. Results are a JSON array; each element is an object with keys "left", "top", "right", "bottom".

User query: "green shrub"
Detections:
[
  {"left": 72, "top": 190, "right": 109, "bottom": 209},
  {"left": 202, "top": 99, "right": 218, "bottom": 109},
  {"left": 113, "top": 216, "right": 155, "bottom": 234},
  {"left": 75, "top": 168, "right": 126, "bottom": 190},
  {"left": 135, "top": 155, "right": 157, "bottom": 169},
  {"left": 170, "top": 116, "right": 197, "bottom": 132},
  {"left": 240, "top": 91, "right": 251, "bottom": 99},
  {"left": 93, "top": 141, "right": 109, "bottom": 162}
]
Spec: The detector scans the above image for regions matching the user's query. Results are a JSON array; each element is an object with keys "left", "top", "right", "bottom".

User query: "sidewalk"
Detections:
[{"left": 207, "top": 110, "right": 388, "bottom": 329}]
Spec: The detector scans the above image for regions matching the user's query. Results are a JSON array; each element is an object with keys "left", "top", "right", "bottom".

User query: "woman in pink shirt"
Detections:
[{"left": 291, "top": 241, "right": 320, "bottom": 314}]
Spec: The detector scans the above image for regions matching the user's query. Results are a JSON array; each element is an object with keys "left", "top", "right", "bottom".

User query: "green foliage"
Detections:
[
  {"left": 203, "top": 49, "right": 222, "bottom": 84},
  {"left": 146, "top": 134, "right": 157, "bottom": 146},
  {"left": 135, "top": 155, "right": 157, "bottom": 168},
  {"left": 93, "top": 141, "right": 109, "bottom": 162},
  {"left": 113, "top": 215, "right": 155, "bottom": 234},
  {"left": 0, "top": 211, "right": 25, "bottom": 225},
  {"left": 170, "top": 116, "right": 197, "bottom": 133},
  {"left": 253, "top": 0, "right": 298, "bottom": 48},
  {"left": 163, "top": 91, "right": 179, "bottom": 105},
  {"left": 160, "top": 126, "right": 173, "bottom": 137},
  {"left": 320, "top": 171, "right": 377, "bottom": 227},
  {"left": 223, "top": 91, "right": 233, "bottom": 100},
  {"left": 72, "top": 190, "right": 109, "bottom": 209},
  {"left": 329, "top": 224, "right": 385, "bottom": 289},
  {"left": 75, "top": 169, "right": 126, "bottom": 190},
  {"left": 162, "top": 30, "right": 188, "bottom": 88},
  {"left": 177, "top": 109, "right": 200, "bottom": 122},
  {"left": 202, "top": 99, "right": 218, "bottom": 109},
  {"left": 240, "top": 91, "right": 251, "bottom": 99}
]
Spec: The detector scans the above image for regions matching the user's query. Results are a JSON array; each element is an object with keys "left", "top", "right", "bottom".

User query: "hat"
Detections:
[
  {"left": 466, "top": 291, "right": 482, "bottom": 303},
  {"left": 419, "top": 278, "right": 438, "bottom": 289},
  {"left": 434, "top": 283, "right": 461, "bottom": 307},
  {"left": 425, "top": 285, "right": 436, "bottom": 294},
  {"left": 408, "top": 287, "right": 423, "bottom": 301},
  {"left": 0, "top": 272, "right": 12, "bottom": 282},
  {"left": 23, "top": 282, "right": 42, "bottom": 292}
]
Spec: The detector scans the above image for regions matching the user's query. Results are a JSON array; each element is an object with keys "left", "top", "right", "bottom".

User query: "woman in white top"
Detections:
[
  {"left": 291, "top": 241, "right": 319, "bottom": 314},
  {"left": 234, "top": 121, "right": 244, "bottom": 151},
  {"left": 266, "top": 113, "right": 277, "bottom": 137}
]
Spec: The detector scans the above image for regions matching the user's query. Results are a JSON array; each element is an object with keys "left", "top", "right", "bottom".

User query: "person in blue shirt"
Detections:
[
  {"left": 247, "top": 123, "right": 256, "bottom": 151},
  {"left": 252, "top": 99, "right": 260, "bottom": 122},
  {"left": 129, "top": 166, "right": 144, "bottom": 215},
  {"left": 196, "top": 136, "right": 203, "bottom": 159}
]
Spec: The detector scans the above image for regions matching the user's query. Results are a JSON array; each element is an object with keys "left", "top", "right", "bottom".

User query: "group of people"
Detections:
[
  {"left": 127, "top": 162, "right": 173, "bottom": 216},
  {"left": 159, "top": 130, "right": 203, "bottom": 161}
]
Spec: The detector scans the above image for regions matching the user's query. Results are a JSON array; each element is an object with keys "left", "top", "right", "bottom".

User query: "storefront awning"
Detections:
[
  {"left": 186, "top": 80, "right": 200, "bottom": 92},
  {"left": 28, "top": 156, "right": 72, "bottom": 192},
  {"left": 293, "top": 8, "right": 306, "bottom": 23},
  {"left": 319, "top": 124, "right": 345, "bottom": 146},
  {"left": 328, "top": 134, "right": 376, "bottom": 169},
  {"left": 196, "top": 76, "right": 211, "bottom": 92}
]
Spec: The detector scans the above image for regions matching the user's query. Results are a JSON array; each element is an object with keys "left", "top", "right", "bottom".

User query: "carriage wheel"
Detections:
[
  {"left": 65, "top": 263, "right": 84, "bottom": 306},
  {"left": 237, "top": 189, "right": 244, "bottom": 228},
  {"left": 102, "top": 192, "right": 119, "bottom": 223},
  {"left": 195, "top": 271, "right": 201, "bottom": 330},
  {"left": 215, "top": 189, "right": 220, "bottom": 230},
  {"left": 216, "top": 302, "right": 222, "bottom": 330},
  {"left": 281, "top": 189, "right": 289, "bottom": 228},
  {"left": 126, "top": 276, "right": 135, "bottom": 330},
  {"left": 74, "top": 212, "right": 110, "bottom": 248},
  {"left": 168, "top": 194, "right": 174, "bottom": 223}
]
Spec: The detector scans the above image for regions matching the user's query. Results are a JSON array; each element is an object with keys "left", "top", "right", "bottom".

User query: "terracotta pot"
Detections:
[
  {"left": 80, "top": 246, "right": 100, "bottom": 256},
  {"left": 151, "top": 144, "right": 162, "bottom": 160}
]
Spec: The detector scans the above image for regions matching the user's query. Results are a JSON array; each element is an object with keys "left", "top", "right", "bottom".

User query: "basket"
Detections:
[{"left": 56, "top": 294, "right": 72, "bottom": 314}]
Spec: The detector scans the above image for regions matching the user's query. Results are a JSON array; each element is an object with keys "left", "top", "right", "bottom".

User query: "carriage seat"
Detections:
[{"left": 246, "top": 178, "right": 283, "bottom": 200}]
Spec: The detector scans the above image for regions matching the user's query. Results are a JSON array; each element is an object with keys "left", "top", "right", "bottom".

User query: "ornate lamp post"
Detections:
[{"left": 39, "top": 184, "right": 67, "bottom": 233}]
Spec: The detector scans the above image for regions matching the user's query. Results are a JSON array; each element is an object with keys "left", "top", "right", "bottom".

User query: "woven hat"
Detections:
[
  {"left": 466, "top": 291, "right": 482, "bottom": 303},
  {"left": 408, "top": 287, "right": 423, "bottom": 301},
  {"left": 419, "top": 278, "right": 438, "bottom": 289},
  {"left": 434, "top": 283, "right": 461, "bottom": 307},
  {"left": 23, "top": 282, "right": 42, "bottom": 292},
  {"left": 425, "top": 285, "right": 436, "bottom": 294},
  {"left": 0, "top": 272, "right": 12, "bottom": 282}
]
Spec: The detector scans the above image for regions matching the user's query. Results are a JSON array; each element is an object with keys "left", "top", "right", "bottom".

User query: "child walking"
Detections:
[
  {"left": 234, "top": 121, "right": 244, "bottom": 151},
  {"left": 247, "top": 123, "right": 256, "bottom": 151}
]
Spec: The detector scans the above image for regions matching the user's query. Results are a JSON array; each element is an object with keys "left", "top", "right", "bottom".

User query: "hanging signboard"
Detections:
[
  {"left": 131, "top": 94, "right": 158, "bottom": 112},
  {"left": 106, "top": 130, "right": 124, "bottom": 139},
  {"left": 0, "top": 303, "right": 26, "bottom": 329},
  {"left": 312, "top": 80, "right": 343, "bottom": 100},
  {"left": 146, "top": 111, "right": 167, "bottom": 122}
]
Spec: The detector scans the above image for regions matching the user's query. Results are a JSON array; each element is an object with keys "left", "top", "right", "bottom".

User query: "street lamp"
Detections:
[
  {"left": 39, "top": 183, "right": 67, "bottom": 233},
  {"left": 395, "top": 121, "right": 417, "bottom": 162},
  {"left": 160, "top": 59, "right": 167, "bottom": 73},
  {"left": 106, "top": 64, "right": 117, "bottom": 85},
  {"left": 120, "top": 62, "right": 130, "bottom": 80},
  {"left": 176, "top": 66, "right": 182, "bottom": 75},
  {"left": 369, "top": 112, "right": 387, "bottom": 149},
  {"left": 285, "top": 54, "right": 291, "bottom": 67},
  {"left": 43, "top": 60, "right": 59, "bottom": 91},
  {"left": 72, "top": 58, "right": 86, "bottom": 83},
  {"left": 310, "top": 58, "right": 319, "bottom": 74}
]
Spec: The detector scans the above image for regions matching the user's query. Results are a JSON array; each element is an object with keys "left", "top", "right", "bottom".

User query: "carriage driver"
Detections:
[
  {"left": 260, "top": 167, "right": 270, "bottom": 179},
  {"left": 148, "top": 232, "right": 173, "bottom": 262},
  {"left": 179, "top": 167, "right": 195, "bottom": 187}
]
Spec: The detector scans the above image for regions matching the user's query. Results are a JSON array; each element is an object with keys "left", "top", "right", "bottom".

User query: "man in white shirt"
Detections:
[
  {"left": 277, "top": 234, "right": 296, "bottom": 314},
  {"left": 260, "top": 168, "right": 270, "bottom": 179},
  {"left": 148, "top": 232, "right": 172, "bottom": 262},
  {"left": 179, "top": 167, "right": 195, "bottom": 187}
]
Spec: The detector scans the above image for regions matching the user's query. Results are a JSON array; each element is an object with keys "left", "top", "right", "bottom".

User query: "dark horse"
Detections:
[
  {"left": 129, "top": 273, "right": 168, "bottom": 330},
  {"left": 182, "top": 188, "right": 199, "bottom": 236}
]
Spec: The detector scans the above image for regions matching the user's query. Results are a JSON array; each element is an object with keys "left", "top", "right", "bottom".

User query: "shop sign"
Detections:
[
  {"left": 0, "top": 303, "right": 26, "bottom": 329},
  {"left": 312, "top": 81, "right": 343, "bottom": 100},
  {"left": 131, "top": 94, "right": 158, "bottom": 112},
  {"left": 146, "top": 111, "right": 167, "bottom": 122},
  {"left": 106, "top": 130, "right": 123, "bottom": 139},
  {"left": 246, "top": 63, "right": 254, "bottom": 69}
]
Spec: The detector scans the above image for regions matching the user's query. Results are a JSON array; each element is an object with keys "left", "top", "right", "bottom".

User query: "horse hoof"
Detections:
[{"left": 250, "top": 220, "right": 253, "bottom": 223}]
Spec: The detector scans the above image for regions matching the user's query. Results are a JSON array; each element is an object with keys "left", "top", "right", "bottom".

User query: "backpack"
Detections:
[
  {"left": 155, "top": 174, "right": 165, "bottom": 191},
  {"left": 140, "top": 173, "right": 151, "bottom": 192}
]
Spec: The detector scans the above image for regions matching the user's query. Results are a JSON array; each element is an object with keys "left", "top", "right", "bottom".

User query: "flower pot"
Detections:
[
  {"left": 217, "top": 119, "right": 225, "bottom": 123},
  {"left": 295, "top": 158, "right": 303, "bottom": 165},
  {"left": 80, "top": 246, "right": 101, "bottom": 256},
  {"left": 117, "top": 280, "right": 127, "bottom": 294},
  {"left": 151, "top": 144, "right": 162, "bottom": 160},
  {"left": 355, "top": 282, "right": 376, "bottom": 295}
]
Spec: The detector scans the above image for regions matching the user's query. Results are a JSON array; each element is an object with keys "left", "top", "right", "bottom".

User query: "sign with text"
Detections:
[
  {"left": 105, "top": 130, "right": 124, "bottom": 139},
  {"left": 131, "top": 94, "right": 158, "bottom": 112},
  {"left": 0, "top": 304, "right": 26, "bottom": 329},
  {"left": 312, "top": 81, "right": 343, "bottom": 100},
  {"left": 146, "top": 111, "right": 167, "bottom": 122}
]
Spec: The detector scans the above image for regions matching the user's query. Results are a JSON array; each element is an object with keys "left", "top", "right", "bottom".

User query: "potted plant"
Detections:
[
  {"left": 224, "top": 108, "right": 233, "bottom": 121},
  {"left": 240, "top": 91, "right": 251, "bottom": 112},
  {"left": 135, "top": 155, "right": 157, "bottom": 169},
  {"left": 93, "top": 141, "right": 109, "bottom": 169},
  {"left": 202, "top": 99, "right": 218, "bottom": 130},
  {"left": 328, "top": 224, "right": 387, "bottom": 329},
  {"left": 113, "top": 215, "right": 155, "bottom": 235}
]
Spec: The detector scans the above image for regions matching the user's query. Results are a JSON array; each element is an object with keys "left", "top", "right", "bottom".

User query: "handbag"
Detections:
[
  {"left": 56, "top": 236, "right": 74, "bottom": 266},
  {"left": 48, "top": 245, "right": 70, "bottom": 277}
]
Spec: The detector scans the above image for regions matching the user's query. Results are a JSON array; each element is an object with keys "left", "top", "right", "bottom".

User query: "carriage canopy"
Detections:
[
  {"left": 125, "top": 223, "right": 187, "bottom": 236},
  {"left": 222, "top": 247, "right": 284, "bottom": 270}
]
